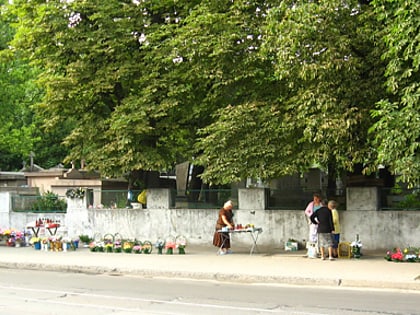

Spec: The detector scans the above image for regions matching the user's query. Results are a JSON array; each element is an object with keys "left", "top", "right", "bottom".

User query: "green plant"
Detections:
[
  {"left": 31, "top": 191, "right": 67, "bottom": 212},
  {"left": 398, "top": 194, "right": 420, "bottom": 209},
  {"left": 79, "top": 235, "right": 92, "bottom": 243}
]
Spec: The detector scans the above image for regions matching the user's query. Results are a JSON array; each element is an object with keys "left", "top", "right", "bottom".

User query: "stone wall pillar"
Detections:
[
  {"left": 238, "top": 188, "right": 267, "bottom": 210},
  {"left": 0, "top": 192, "right": 11, "bottom": 227},
  {"left": 346, "top": 187, "right": 380, "bottom": 211},
  {"left": 148, "top": 188, "right": 173, "bottom": 209}
]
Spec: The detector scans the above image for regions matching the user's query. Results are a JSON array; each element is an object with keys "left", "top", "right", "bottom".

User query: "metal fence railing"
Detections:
[
  {"left": 380, "top": 187, "right": 420, "bottom": 210},
  {"left": 10, "top": 186, "right": 420, "bottom": 212},
  {"left": 172, "top": 189, "right": 236, "bottom": 209},
  {"left": 11, "top": 194, "right": 67, "bottom": 213}
]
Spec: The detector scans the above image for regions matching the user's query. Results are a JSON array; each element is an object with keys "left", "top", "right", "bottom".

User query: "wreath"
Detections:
[{"left": 66, "top": 187, "right": 85, "bottom": 199}]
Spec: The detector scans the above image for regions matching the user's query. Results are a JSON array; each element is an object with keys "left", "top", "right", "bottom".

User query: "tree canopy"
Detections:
[
  {"left": 370, "top": 0, "right": 420, "bottom": 185},
  {"left": 3, "top": 0, "right": 419, "bottom": 186}
]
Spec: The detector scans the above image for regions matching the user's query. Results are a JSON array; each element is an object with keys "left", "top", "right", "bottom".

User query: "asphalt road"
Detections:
[{"left": 0, "top": 268, "right": 419, "bottom": 315}]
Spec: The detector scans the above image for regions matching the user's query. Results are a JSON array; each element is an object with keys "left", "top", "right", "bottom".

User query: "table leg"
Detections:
[
  {"left": 47, "top": 227, "right": 58, "bottom": 236},
  {"left": 249, "top": 231, "right": 260, "bottom": 255},
  {"left": 30, "top": 227, "right": 40, "bottom": 237},
  {"left": 218, "top": 232, "right": 229, "bottom": 255}
]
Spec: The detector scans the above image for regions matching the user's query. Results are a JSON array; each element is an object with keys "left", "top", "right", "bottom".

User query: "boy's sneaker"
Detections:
[
  {"left": 219, "top": 251, "right": 227, "bottom": 255},
  {"left": 329, "top": 257, "right": 335, "bottom": 261},
  {"left": 227, "top": 249, "right": 233, "bottom": 254}
]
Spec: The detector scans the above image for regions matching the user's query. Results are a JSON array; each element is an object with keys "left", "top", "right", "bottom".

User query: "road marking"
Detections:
[{"left": 0, "top": 284, "right": 320, "bottom": 314}]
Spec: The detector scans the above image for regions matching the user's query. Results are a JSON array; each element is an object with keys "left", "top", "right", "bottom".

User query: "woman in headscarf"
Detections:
[{"left": 213, "top": 200, "right": 235, "bottom": 255}]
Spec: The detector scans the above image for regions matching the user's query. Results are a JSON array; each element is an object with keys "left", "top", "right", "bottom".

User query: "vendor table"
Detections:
[
  {"left": 26, "top": 222, "right": 61, "bottom": 237},
  {"left": 217, "top": 227, "right": 263, "bottom": 255}
]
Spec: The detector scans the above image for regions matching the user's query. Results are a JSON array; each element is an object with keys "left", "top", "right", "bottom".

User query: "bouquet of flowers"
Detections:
[
  {"left": 113, "top": 240, "right": 122, "bottom": 253},
  {"left": 133, "top": 245, "right": 142, "bottom": 254},
  {"left": 105, "top": 243, "right": 114, "bottom": 253},
  {"left": 123, "top": 241, "right": 133, "bottom": 253},
  {"left": 385, "top": 247, "right": 419, "bottom": 262},
  {"left": 142, "top": 241, "right": 153, "bottom": 254},
  {"left": 176, "top": 235, "right": 187, "bottom": 255},
  {"left": 30, "top": 236, "right": 41, "bottom": 245},
  {"left": 351, "top": 235, "right": 363, "bottom": 258},
  {"left": 165, "top": 237, "right": 176, "bottom": 255},
  {"left": 155, "top": 238, "right": 165, "bottom": 255}
]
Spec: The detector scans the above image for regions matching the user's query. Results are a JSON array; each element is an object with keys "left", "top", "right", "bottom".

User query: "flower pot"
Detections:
[
  {"left": 178, "top": 247, "right": 186, "bottom": 255},
  {"left": 166, "top": 248, "right": 173, "bottom": 255},
  {"left": 34, "top": 242, "right": 41, "bottom": 250}
]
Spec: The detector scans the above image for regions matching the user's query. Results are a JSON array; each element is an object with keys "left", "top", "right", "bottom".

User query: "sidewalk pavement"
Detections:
[{"left": 0, "top": 245, "right": 419, "bottom": 292}]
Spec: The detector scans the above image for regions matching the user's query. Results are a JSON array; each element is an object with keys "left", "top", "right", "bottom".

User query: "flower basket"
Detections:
[
  {"left": 114, "top": 233, "right": 123, "bottom": 244},
  {"left": 123, "top": 241, "right": 133, "bottom": 253},
  {"left": 105, "top": 243, "right": 114, "bottom": 253},
  {"left": 142, "top": 241, "right": 153, "bottom": 254},
  {"left": 133, "top": 245, "right": 142, "bottom": 254},
  {"left": 103, "top": 233, "right": 114, "bottom": 246},
  {"left": 113, "top": 245, "right": 122, "bottom": 253},
  {"left": 89, "top": 241, "right": 97, "bottom": 252}
]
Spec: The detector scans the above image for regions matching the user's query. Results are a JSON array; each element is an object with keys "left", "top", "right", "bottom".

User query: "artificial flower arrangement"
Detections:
[
  {"left": 30, "top": 236, "right": 42, "bottom": 250},
  {"left": 133, "top": 244, "right": 142, "bottom": 254},
  {"left": 165, "top": 241, "right": 176, "bottom": 255},
  {"left": 176, "top": 235, "right": 187, "bottom": 255},
  {"left": 105, "top": 243, "right": 114, "bottom": 253},
  {"left": 385, "top": 247, "right": 420, "bottom": 262},
  {"left": 113, "top": 240, "right": 122, "bottom": 253},
  {"left": 89, "top": 241, "right": 105, "bottom": 252},
  {"left": 0, "top": 228, "right": 25, "bottom": 247},
  {"left": 351, "top": 235, "right": 363, "bottom": 258},
  {"left": 155, "top": 238, "right": 165, "bottom": 254},
  {"left": 123, "top": 241, "right": 133, "bottom": 253},
  {"left": 30, "top": 236, "right": 41, "bottom": 244},
  {"left": 141, "top": 241, "right": 153, "bottom": 254},
  {"left": 49, "top": 236, "right": 63, "bottom": 251}
]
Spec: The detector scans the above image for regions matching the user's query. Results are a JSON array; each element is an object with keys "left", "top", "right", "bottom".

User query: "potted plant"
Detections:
[{"left": 79, "top": 235, "right": 92, "bottom": 247}]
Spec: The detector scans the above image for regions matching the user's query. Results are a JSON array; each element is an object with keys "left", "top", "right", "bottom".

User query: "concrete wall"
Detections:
[{"left": 1, "top": 189, "right": 419, "bottom": 250}]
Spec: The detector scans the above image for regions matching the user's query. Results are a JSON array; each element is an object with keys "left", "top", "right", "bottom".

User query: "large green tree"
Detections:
[
  {"left": 1, "top": 0, "right": 69, "bottom": 171},
  {"left": 195, "top": 0, "right": 387, "bottom": 184},
  {"left": 0, "top": 1, "right": 39, "bottom": 170},
  {"left": 370, "top": 0, "right": 420, "bottom": 185},
  {"left": 11, "top": 0, "right": 417, "bottom": 189},
  {"left": 9, "top": 0, "right": 205, "bottom": 182}
]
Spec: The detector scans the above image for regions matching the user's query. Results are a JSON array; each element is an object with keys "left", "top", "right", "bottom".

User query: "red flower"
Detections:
[{"left": 391, "top": 248, "right": 404, "bottom": 261}]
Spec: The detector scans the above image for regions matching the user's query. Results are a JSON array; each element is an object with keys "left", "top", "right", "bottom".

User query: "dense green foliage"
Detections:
[
  {"left": 370, "top": 0, "right": 420, "bottom": 185},
  {"left": 0, "top": 0, "right": 68, "bottom": 170},
  {"left": 1, "top": 0, "right": 419, "bottom": 186},
  {"left": 31, "top": 191, "right": 67, "bottom": 212}
]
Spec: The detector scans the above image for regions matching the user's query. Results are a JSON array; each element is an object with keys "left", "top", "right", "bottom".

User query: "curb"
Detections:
[{"left": 1, "top": 262, "right": 419, "bottom": 292}]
